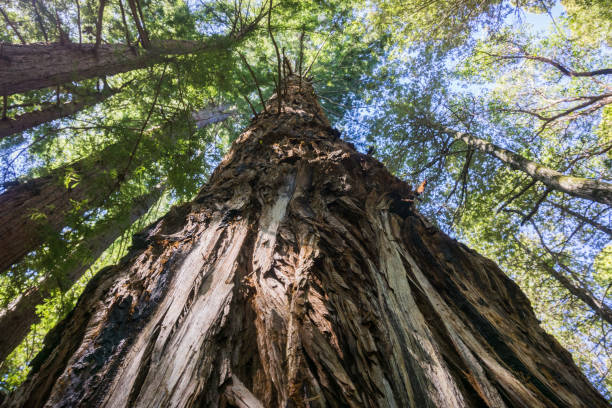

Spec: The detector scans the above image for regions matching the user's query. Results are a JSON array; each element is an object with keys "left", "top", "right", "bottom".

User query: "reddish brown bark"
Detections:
[
  {"left": 0, "top": 33, "right": 250, "bottom": 96},
  {"left": 0, "top": 152, "right": 120, "bottom": 274},
  {"left": 0, "top": 90, "right": 115, "bottom": 139},
  {"left": 3, "top": 77, "right": 607, "bottom": 407},
  {"left": 0, "top": 103, "right": 235, "bottom": 274},
  {"left": 0, "top": 189, "right": 161, "bottom": 363}
]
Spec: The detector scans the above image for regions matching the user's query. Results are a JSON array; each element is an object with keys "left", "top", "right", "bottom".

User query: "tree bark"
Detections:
[
  {"left": 3, "top": 77, "right": 608, "bottom": 407},
  {"left": 0, "top": 102, "right": 235, "bottom": 274},
  {"left": 448, "top": 129, "right": 612, "bottom": 205},
  {"left": 0, "top": 188, "right": 161, "bottom": 364},
  {"left": 0, "top": 90, "right": 116, "bottom": 139},
  {"left": 0, "top": 151, "right": 121, "bottom": 274},
  {"left": 0, "top": 35, "right": 249, "bottom": 96}
]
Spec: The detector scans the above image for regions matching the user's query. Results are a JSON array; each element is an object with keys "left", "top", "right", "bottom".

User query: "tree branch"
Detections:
[
  {"left": 520, "top": 187, "right": 551, "bottom": 225},
  {"left": 127, "top": 0, "right": 150, "bottom": 48},
  {"left": 94, "top": 0, "right": 106, "bottom": 51},
  {"left": 267, "top": 0, "right": 282, "bottom": 114},
  {"left": 548, "top": 200, "right": 612, "bottom": 236},
  {"left": 492, "top": 52, "right": 612, "bottom": 77},
  {"left": 75, "top": 0, "right": 82, "bottom": 43},
  {"left": 238, "top": 53, "right": 267, "bottom": 113},
  {"left": 514, "top": 234, "right": 612, "bottom": 325},
  {"left": 118, "top": 64, "right": 167, "bottom": 185},
  {"left": 444, "top": 127, "right": 612, "bottom": 205},
  {"left": 118, "top": 0, "right": 135, "bottom": 54}
]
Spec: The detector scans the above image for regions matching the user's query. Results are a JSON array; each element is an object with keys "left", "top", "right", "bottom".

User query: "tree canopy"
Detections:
[{"left": 0, "top": 0, "right": 610, "bottom": 400}]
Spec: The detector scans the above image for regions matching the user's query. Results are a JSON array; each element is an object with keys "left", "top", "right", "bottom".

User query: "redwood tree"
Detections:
[
  {"left": 0, "top": 35, "right": 256, "bottom": 96},
  {"left": 0, "top": 146, "right": 124, "bottom": 273},
  {"left": 0, "top": 187, "right": 162, "bottom": 363},
  {"left": 0, "top": 87, "right": 117, "bottom": 140},
  {"left": 3, "top": 76, "right": 608, "bottom": 407}
]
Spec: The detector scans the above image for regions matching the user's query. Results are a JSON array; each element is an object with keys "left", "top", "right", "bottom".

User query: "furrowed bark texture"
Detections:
[
  {"left": 0, "top": 189, "right": 161, "bottom": 363},
  {"left": 0, "top": 152, "right": 119, "bottom": 273},
  {"left": 0, "top": 37, "right": 240, "bottom": 96},
  {"left": 4, "top": 77, "right": 608, "bottom": 408}
]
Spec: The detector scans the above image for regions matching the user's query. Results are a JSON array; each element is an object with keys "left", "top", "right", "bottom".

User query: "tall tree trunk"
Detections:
[
  {"left": 3, "top": 77, "right": 607, "bottom": 407},
  {"left": 446, "top": 128, "right": 612, "bottom": 205},
  {"left": 0, "top": 150, "right": 121, "bottom": 273},
  {"left": 0, "top": 188, "right": 161, "bottom": 363},
  {"left": 0, "top": 34, "right": 251, "bottom": 96},
  {"left": 0, "top": 90, "right": 116, "bottom": 139}
]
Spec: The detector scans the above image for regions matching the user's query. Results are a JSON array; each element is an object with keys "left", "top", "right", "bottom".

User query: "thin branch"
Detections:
[
  {"left": 297, "top": 28, "right": 305, "bottom": 79},
  {"left": 0, "top": 7, "right": 26, "bottom": 44},
  {"left": 459, "top": 148, "right": 474, "bottom": 202},
  {"left": 241, "top": 94, "right": 258, "bottom": 119},
  {"left": 303, "top": 29, "right": 335, "bottom": 78},
  {"left": 54, "top": 9, "right": 69, "bottom": 44},
  {"left": 446, "top": 147, "right": 473, "bottom": 205},
  {"left": 33, "top": 0, "right": 67, "bottom": 43},
  {"left": 513, "top": 233, "right": 612, "bottom": 325},
  {"left": 75, "top": 0, "right": 82, "bottom": 43},
  {"left": 127, "top": 0, "right": 150, "bottom": 48},
  {"left": 521, "top": 187, "right": 551, "bottom": 225},
  {"left": 94, "top": 0, "right": 106, "bottom": 51},
  {"left": 134, "top": 0, "right": 146, "bottom": 28},
  {"left": 31, "top": 0, "right": 49, "bottom": 43},
  {"left": 496, "top": 179, "right": 536, "bottom": 214},
  {"left": 502, "top": 93, "right": 612, "bottom": 132},
  {"left": 238, "top": 53, "right": 267, "bottom": 113},
  {"left": 487, "top": 52, "right": 612, "bottom": 77},
  {"left": 118, "top": 0, "right": 135, "bottom": 54},
  {"left": 267, "top": 0, "right": 282, "bottom": 114},
  {"left": 548, "top": 201, "right": 612, "bottom": 236},
  {"left": 118, "top": 64, "right": 167, "bottom": 185}
]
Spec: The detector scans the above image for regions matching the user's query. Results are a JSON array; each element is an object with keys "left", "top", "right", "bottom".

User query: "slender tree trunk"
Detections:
[
  {"left": 0, "top": 188, "right": 161, "bottom": 363},
  {"left": 547, "top": 200, "right": 612, "bottom": 236},
  {"left": 447, "top": 129, "right": 612, "bottom": 205},
  {"left": 3, "top": 77, "right": 608, "bottom": 407},
  {"left": 0, "top": 35, "right": 249, "bottom": 96},
  {"left": 0, "top": 90, "right": 116, "bottom": 139},
  {"left": 514, "top": 237, "right": 612, "bottom": 325},
  {"left": 0, "top": 103, "right": 234, "bottom": 273}
]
